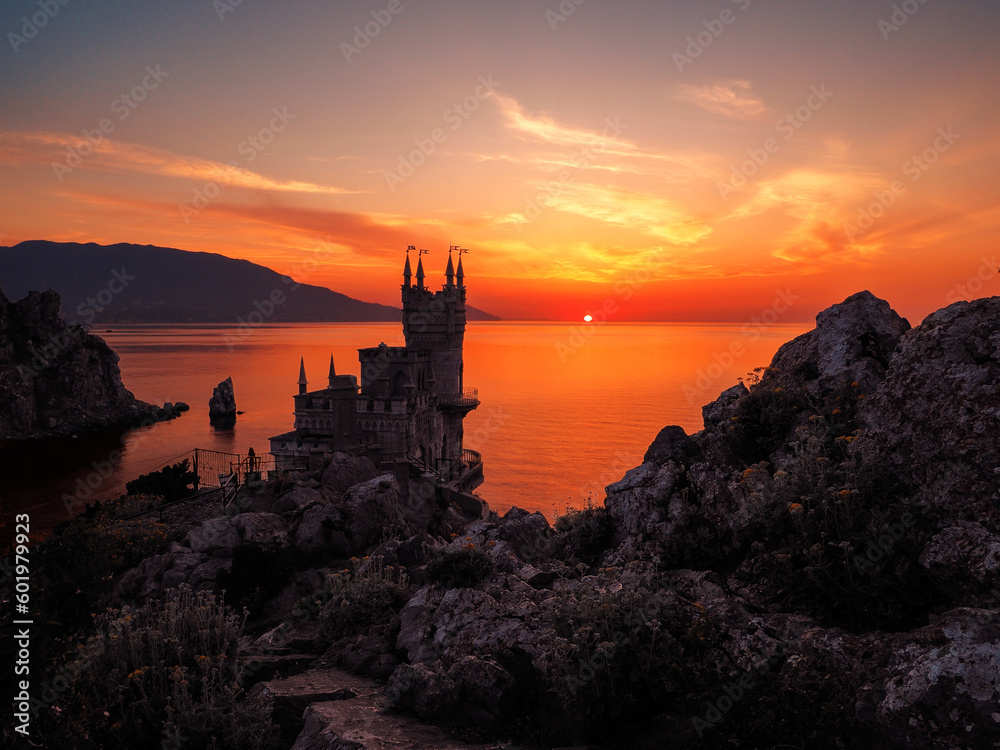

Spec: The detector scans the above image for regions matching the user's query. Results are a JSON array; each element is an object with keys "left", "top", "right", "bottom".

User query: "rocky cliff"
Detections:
[{"left": 0, "top": 286, "right": 161, "bottom": 439}]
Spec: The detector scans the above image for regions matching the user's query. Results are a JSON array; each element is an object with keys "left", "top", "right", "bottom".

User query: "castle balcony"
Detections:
[{"left": 438, "top": 387, "right": 480, "bottom": 412}]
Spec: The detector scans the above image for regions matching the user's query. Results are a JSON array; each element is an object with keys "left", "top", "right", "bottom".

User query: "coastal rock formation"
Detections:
[
  {"left": 856, "top": 297, "right": 1000, "bottom": 524},
  {"left": 760, "top": 289, "right": 911, "bottom": 396},
  {"left": 0, "top": 286, "right": 161, "bottom": 439},
  {"left": 209, "top": 376, "right": 237, "bottom": 427}
]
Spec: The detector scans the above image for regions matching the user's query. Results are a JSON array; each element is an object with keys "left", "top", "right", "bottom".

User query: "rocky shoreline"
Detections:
[
  {"left": 6, "top": 290, "right": 1000, "bottom": 749},
  {"left": 0, "top": 287, "right": 178, "bottom": 440}
]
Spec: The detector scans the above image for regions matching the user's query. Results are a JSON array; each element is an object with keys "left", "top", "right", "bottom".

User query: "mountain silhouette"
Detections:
[{"left": 0, "top": 241, "right": 500, "bottom": 324}]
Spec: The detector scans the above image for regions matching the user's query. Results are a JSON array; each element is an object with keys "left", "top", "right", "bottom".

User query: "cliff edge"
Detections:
[{"left": 0, "top": 286, "right": 160, "bottom": 439}]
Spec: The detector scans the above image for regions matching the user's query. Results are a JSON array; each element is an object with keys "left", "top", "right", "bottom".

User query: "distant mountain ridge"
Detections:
[{"left": 0, "top": 241, "right": 501, "bottom": 324}]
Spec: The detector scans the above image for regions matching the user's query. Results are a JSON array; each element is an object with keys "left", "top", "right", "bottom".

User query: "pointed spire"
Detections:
[
  {"left": 456, "top": 254, "right": 465, "bottom": 287},
  {"left": 403, "top": 245, "right": 413, "bottom": 286},
  {"left": 446, "top": 247, "right": 455, "bottom": 287},
  {"left": 298, "top": 356, "right": 308, "bottom": 395},
  {"left": 416, "top": 256, "right": 425, "bottom": 289},
  {"left": 327, "top": 354, "right": 336, "bottom": 387}
]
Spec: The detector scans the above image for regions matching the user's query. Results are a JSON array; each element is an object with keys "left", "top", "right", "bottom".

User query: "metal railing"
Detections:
[
  {"left": 191, "top": 449, "right": 275, "bottom": 489},
  {"left": 438, "top": 388, "right": 479, "bottom": 407}
]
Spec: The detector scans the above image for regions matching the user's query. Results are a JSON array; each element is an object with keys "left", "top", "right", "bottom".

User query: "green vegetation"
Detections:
[
  {"left": 731, "top": 398, "right": 937, "bottom": 632},
  {"left": 33, "top": 495, "right": 172, "bottom": 632},
  {"left": 125, "top": 458, "right": 197, "bottom": 501},
  {"left": 320, "top": 557, "right": 410, "bottom": 641},
  {"left": 426, "top": 543, "right": 494, "bottom": 588},
  {"left": 36, "top": 586, "right": 280, "bottom": 750},
  {"left": 544, "top": 578, "right": 720, "bottom": 745},
  {"left": 546, "top": 499, "right": 612, "bottom": 565}
]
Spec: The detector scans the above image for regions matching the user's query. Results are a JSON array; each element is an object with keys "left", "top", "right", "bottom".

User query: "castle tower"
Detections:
[
  {"left": 298, "top": 357, "right": 308, "bottom": 395},
  {"left": 401, "top": 247, "right": 467, "bottom": 397}
]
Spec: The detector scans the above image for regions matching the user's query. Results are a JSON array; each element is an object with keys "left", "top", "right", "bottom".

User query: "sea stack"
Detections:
[{"left": 209, "top": 376, "right": 237, "bottom": 429}]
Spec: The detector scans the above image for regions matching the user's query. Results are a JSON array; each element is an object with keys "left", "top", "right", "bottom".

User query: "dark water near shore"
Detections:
[{"left": 1, "top": 322, "right": 808, "bottom": 545}]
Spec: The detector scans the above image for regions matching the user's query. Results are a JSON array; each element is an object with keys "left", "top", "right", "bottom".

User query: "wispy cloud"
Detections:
[
  {"left": 0, "top": 130, "right": 361, "bottom": 195},
  {"left": 676, "top": 80, "right": 767, "bottom": 120}
]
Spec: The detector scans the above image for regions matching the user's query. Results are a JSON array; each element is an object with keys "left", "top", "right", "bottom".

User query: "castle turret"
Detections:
[
  {"left": 298, "top": 357, "right": 308, "bottom": 395},
  {"left": 445, "top": 248, "right": 455, "bottom": 287},
  {"left": 416, "top": 255, "right": 425, "bottom": 290},
  {"left": 403, "top": 248, "right": 412, "bottom": 287},
  {"left": 327, "top": 355, "right": 336, "bottom": 388}
]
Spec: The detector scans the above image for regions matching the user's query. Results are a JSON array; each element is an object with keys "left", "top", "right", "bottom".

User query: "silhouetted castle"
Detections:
[{"left": 269, "top": 248, "right": 483, "bottom": 492}]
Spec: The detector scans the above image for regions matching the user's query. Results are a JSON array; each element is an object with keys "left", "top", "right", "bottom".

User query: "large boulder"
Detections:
[
  {"left": 760, "top": 290, "right": 911, "bottom": 397},
  {"left": 188, "top": 516, "right": 241, "bottom": 554},
  {"left": 233, "top": 512, "right": 290, "bottom": 547},
  {"left": 860, "top": 609, "right": 1000, "bottom": 749},
  {"left": 273, "top": 486, "right": 326, "bottom": 515},
  {"left": 294, "top": 504, "right": 351, "bottom": 558},
  {"left": 342, "top": 474, "right": 409, "bottom": 550},
  {"left": 644, "top": 425, "right": 703, "bottom": 465},
  {"left": 919, "top": 522, "right": 1000, "bottom": 604},
  {"left": 856, "top": 297, "right": 1000, "bottom": 526},
  {"left": 604, "top": 460, "right": 684, "bottom": 547},
  {"left": 321, "top": 452, "right": 380, "bottom": 494}
]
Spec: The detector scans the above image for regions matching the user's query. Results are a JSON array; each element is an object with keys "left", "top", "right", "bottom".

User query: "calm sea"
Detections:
[{"left": 1, "top": 322, "right": 809, "bottom": 541}]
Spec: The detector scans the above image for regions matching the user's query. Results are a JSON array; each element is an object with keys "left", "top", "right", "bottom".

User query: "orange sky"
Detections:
[{"left": 2, "top": 1, "right": 999, "bottom": 322}]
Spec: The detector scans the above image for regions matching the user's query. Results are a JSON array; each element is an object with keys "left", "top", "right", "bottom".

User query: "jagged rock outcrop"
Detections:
[
  {"left": 321, "top": 452, "right": 380, "bottom": 494},
  {"left": 209, "top": 376, "right": 237, "bottom": 427},
  {"left": 856, "top": 297, "right": 1000, "bottom": 525},
  {"left": 759, "top": 289, "right": 911, "bottom": 396},
  {"left": 0, "top": 287, "right": 161, "bottom": 439}
]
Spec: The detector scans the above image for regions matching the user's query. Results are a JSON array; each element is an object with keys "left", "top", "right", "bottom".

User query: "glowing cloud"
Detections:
[
  {"left": 676, "top": 81, "right": 767, "bottom": 120},
  {"left": 0, "top": 130, "right": 359, "bottom": 195}
]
